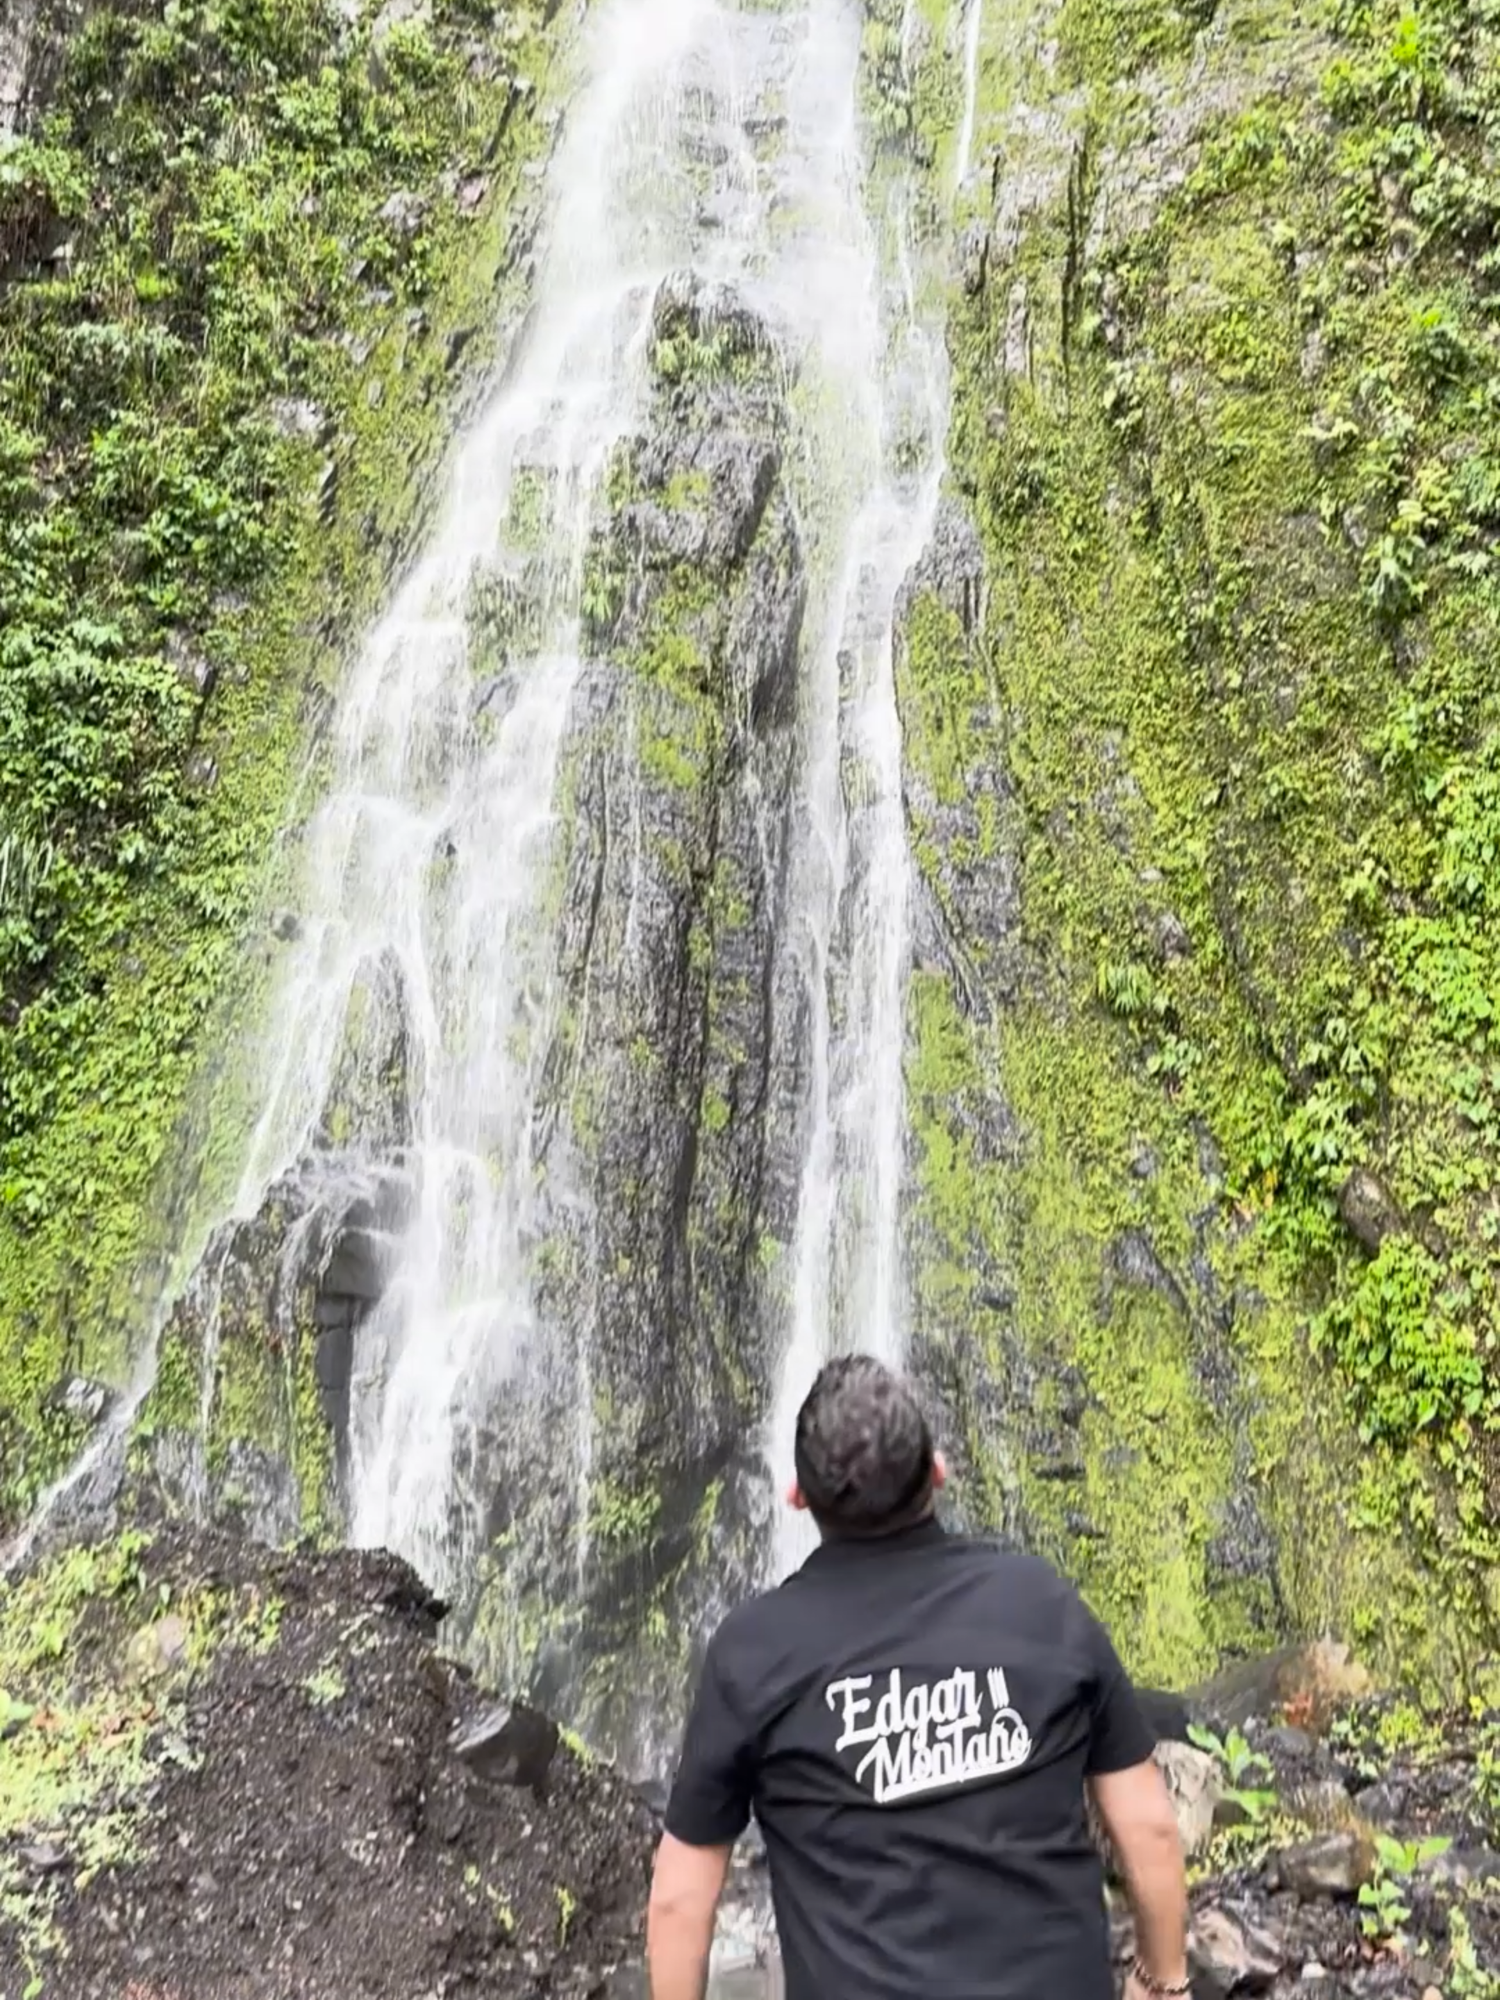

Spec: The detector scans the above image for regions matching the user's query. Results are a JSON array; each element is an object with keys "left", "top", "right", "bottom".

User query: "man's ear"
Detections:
[
  {"left": 785, "top": 1480, "right": 809, "bottom": 1511},
  {"left": 932, "top": 1450, "right": 948, "bottom": 1491}
]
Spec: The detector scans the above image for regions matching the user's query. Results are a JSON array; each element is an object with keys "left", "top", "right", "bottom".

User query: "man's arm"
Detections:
[
  {"left": 1089, "top": 1759, "right": 1189, "bottom": 1995},
  {"left": 648, "top": 1638, "right": 755, "bottom": 2000},
  {"left": 1078, "top": 1598, "right": 1189, "bottom": 1995},
  {"left": 647, "top": 1834, "right": 733, "bottom": 2000}
]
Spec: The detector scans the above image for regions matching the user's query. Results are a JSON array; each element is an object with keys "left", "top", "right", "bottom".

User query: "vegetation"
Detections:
[
  {"left": 1358, "top": 1831, "right": 1453, "bottom": 1944},
  {"left": 900, "top": 0, "right": 1500, "bottom": 1683},
  {"left": 0, "top": 0, "right": 562, "bottom": 1529}
]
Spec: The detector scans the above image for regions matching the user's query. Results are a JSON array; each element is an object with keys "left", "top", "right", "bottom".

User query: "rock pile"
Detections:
[
  {"left": 0, "top": 1527, "right": 656, "bottom": 2000},
  {"left": 1108, "top": 1646, "right": 1500, "bottom": 1998},
  {"left": 3, "top": 1536, "right": 1495, "bottom": 2000}
]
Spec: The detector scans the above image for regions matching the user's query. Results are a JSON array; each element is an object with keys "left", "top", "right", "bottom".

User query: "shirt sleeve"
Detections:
[
  {"left": 663, "top": 1635, "right": 755, "bottom": 1847},
  {"left": 1080, "top": 1603, "right": 1157, "bottom": 1776}
]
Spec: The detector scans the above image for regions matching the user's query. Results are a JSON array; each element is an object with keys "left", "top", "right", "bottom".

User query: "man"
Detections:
[{"left": 647, "top": 1355, "right": 1189, "bottom": 2000}]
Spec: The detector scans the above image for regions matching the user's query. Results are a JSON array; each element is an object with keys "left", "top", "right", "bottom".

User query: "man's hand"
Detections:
[
  {"left": 646, "top": 1831, "right": 732, "bottom": 2000},
  {"left": 1124, "top": 1973, "right": 1167, "bottom": 2000}
]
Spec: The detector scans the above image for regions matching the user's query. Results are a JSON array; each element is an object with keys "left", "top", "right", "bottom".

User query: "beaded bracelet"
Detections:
[{"left": 1130, "top": 1959, "right": 1192, "bottom": 1997}]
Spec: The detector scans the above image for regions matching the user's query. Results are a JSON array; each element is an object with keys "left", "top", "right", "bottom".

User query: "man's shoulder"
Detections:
[
  {"left": 703, "top": 1583, "right": 793, "bottom": 1662},
  {"left": 939, "top": 1533, "right": 1074, "bottom": 1592}
]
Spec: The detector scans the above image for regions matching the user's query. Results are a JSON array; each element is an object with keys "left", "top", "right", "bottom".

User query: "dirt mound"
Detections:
[{"left": 0, "top": 1527, "right": 655, "bottom": 1999}]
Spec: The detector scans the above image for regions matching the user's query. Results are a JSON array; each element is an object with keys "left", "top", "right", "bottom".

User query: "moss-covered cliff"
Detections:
[
  {"left": 901, "top": 0, "right": 1500, "bottom": 1693},
  {"left": 0, "top": 0, "right": 567, "bottom": 1531}
]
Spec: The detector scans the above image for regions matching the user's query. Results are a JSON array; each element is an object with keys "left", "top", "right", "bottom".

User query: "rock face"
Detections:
[
  {"left": 132, "top": 946, "right": 416, "bottom": 1543},
  {"left": 458, "top": 272, "right": 808, "bottom": 1765},
  {"left": 0, "top": 0, "right": 78, "bottom": 139},
  {"left": 0, "top": 1527, "right": 655, "bottom": 2000}
]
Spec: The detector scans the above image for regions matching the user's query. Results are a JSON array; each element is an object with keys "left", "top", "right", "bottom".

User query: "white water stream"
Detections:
[
  {"left": 766, "top": 0, "right": 952, "bottom": 1581},
  {"left": 955, "top": 0, "right": 985, "bottom": 192}
]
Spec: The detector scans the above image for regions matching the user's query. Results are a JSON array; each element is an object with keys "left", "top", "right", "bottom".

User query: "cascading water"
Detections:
[
  {"left": 14, "top": 0, "right": 974, "bottom": 1818},
  {"left": 955, "top": 0, "right": 986, "bottom": 193},
  {"left": 766, "top": 0, "right": 953, "bottom": 1581}
]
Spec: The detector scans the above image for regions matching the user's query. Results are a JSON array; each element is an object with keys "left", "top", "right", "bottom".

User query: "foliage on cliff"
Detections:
[
  {"left": 907, "top": 0, "right": 1500, "bottom": 1686},
  {"left": 0, "top": 0, "right": 559, "bottom": 1532}
]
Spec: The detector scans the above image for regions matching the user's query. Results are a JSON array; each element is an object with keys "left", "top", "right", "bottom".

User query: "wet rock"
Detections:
[
  {"left": 43, "top": 1374, "right": 114, "bottom": 1428},
  {"left": 1274, "top": 1830, "right": 1371, "bottom": 1899},
  {"left": 895, "top": 496, "right": 1020, "bottom": 1036},
  {"left": 125, "top": 1613, "right": 189, "bottom": 1683},
  {"left": 464, "top": 270, "right": 807, "bottom": 1767},
  {"left": 315, "top": 948, "right": 413, "bottom": 1156},
  {"left": 137, "top": 1160, "right": 411, "bottom": 1534},
  {"left": 960, "top": 219, "right": 990, "bottom": 295},
  {"left": 321, "top": 1228, "right": 387, "bottom": 1302},
  {"left": 1188, "top": 1906, "right": 1283, "bottom": 1997},
  {"left": 454, "top": 1702, "right": 560, "bottom": 1794},
  {"left": 1337, "top": 1167, "right": 1405, "bottom": 1255},
  {"left": 270, "top": 908, "right": 302, "bottom": 943}
]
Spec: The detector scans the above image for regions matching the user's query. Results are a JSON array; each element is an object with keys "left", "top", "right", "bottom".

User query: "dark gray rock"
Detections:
[
  {"left": 43, "top": 1374, "right": 114, "bottom": 1428},
  {"left": 1337, "top": 1166, "right": 1405, "bottom": 1255},
  {"left": 1351, "top": 1776, "right": 1406, "bottom": 1826},
  {"left": 1274, "top": 1831, "right": 1370, "bottom": 1899},
  {"left": 19, "top": 1841, "right": 70, "bottom": 1877},
  {"left": 1427, "top": 1843, "right": 1500, "bottom": 1891},
  {"left": 1188, "top": 1905, "right": 1283, "bottom": 1998},
  {"left": 453, "top": 1701, "right": 560, "bottom": 1795}
]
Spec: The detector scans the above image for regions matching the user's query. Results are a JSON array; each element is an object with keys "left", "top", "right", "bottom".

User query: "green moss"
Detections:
[
  {"left": 0, "top": 0, "right": 569, "bottom": 1528},
  {"left": 925, "top": 0, "right": 1500, "bottom": 1681}
]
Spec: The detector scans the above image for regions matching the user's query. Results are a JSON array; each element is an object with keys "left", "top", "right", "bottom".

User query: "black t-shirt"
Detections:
[{"left": 664, "top": 1519, "right": 1155, "bottom": 2000}]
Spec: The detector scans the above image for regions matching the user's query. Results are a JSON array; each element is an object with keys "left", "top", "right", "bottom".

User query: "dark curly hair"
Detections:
[{"left": 793, "top": 1355, "right": 936, "bottom": 1537}]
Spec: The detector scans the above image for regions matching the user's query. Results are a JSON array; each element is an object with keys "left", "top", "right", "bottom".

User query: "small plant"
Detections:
[
  {"left": 302, "top": 1661, "right": 346, "bottom": 1707},
  {"left": 1448, "top": 1905, "right": 1499, "bottom": 1999},
  {"left": 1189, "top": 1723, "right": 1278, "bottom": 1822},
  {"left": 556, "top": 1882, "right": 577, "bottom": 1946},
  {"left": 1357, "top": 1832, "right": 1452, "bottom": 1944}
]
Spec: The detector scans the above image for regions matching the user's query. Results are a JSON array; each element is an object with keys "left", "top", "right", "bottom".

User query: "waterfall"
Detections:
[{"left": 12, "top": 0, "right": 971, "bottom": 1754}]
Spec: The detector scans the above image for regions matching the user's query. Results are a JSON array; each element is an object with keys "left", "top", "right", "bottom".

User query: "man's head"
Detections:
[{"left": 789, "top": 1355, "right": 946, "bottom": 1538}]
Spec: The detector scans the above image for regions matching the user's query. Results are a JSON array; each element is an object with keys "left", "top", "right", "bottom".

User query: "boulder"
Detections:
[
  {"left": 1188, "top": 1905, "right": 1284, "bottom": 1998},
  {"left": 1273, "top": 1830, "right": 1372, "bottom": 1899}
]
